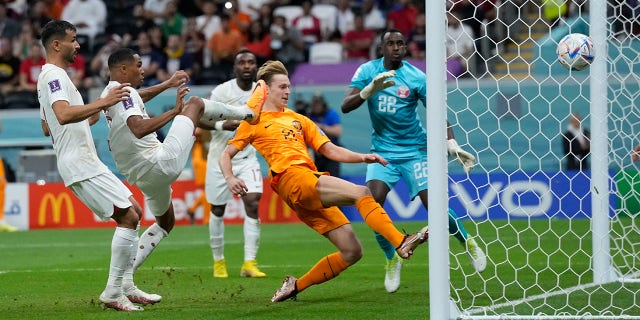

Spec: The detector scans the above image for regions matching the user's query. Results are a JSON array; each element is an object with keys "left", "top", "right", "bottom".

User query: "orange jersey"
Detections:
[
  {"left": 229, "top": 108, "right": 330, "bottom": 175},
  {"left": 191, "top": 141, "right": 207, "bottom": 186}
]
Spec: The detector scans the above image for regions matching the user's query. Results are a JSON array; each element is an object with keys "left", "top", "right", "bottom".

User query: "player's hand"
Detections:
[
  {"left": 225, "top": 176, "right": 248, "bottom": 197},
  {"left": 222, "top": 120, "right": 240, "bottom": 131},
  {"left": 101, "top": 83, "right": 131, "bottom": 109},
  {"left": 631, "top": 145, "right": 640, "bottom": 162},
  {"left": 362, "top": 153, "right": 388, "bottom": 166},
  {"left": 174, "top": 84, "right": 189, "bottom": 114},
  {"left": 359, "top": 70, "right": 396, "bottom": 100},
  {"left": 447, "top": 139, "right": 475, "bottom": 173},
  {"left": 167, "top": 70, "right": 189, "bottom": 88}
]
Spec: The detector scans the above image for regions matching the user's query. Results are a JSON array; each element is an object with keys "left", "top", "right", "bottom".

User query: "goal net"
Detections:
[{"left": 430, "top": 0, "right": 640, "bottom": 318}]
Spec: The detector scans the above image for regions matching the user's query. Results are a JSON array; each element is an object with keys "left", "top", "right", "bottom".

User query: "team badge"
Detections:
[
  {"left": 397, "top": 86, "right": 410, "bottom": 98},
  {"left": 48, "top": 79, "right": 61, "bottom": 93},
  {"left": 122, "top": 97, "right": 134, "bottom": 110}
]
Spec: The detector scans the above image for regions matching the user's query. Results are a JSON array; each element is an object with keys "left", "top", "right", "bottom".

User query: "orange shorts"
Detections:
[{"left": 273, "top": 166, "right": 349, "bottom": 235}]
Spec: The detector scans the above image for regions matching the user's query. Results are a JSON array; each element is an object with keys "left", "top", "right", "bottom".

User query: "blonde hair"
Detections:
[{"left": 257, "top": 60, "right": 288, "bottom": 84}]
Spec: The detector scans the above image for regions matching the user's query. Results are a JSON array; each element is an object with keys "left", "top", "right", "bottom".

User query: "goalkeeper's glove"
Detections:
[
  {"left": 447, "top": 139, "right": 475, "bottom": 173},
  {"left": 359, "top": 70, "right": 396, "bottom": 100}
]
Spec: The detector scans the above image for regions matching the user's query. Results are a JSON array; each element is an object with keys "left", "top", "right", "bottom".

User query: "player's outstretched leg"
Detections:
[
  {"left": 199, "top": 79, "right": 268, "bottom": 126},
  {"left": 448, "top": 208, "right": 487, "bottom": 273},
  {"left": 374, "top": 231, "right": 403, "bottom": 293}
]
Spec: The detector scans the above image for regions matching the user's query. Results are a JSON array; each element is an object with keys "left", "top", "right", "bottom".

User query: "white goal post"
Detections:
[{"left": 427, "top": 0, "right": 640, "bottom": 319}]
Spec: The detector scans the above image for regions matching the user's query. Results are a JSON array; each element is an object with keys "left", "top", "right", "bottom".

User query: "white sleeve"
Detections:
[{"left": 44, "top": 69, "right": 71, "bottom": 105}]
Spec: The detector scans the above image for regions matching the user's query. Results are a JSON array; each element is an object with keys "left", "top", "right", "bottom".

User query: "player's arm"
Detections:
[
  {"left": 127, "top": 84, "right": 189, "bottom": 139},
  {"left": 88, "top": 112, "right": 101, "bottom": 126},
  {"left": 317, "top": 142, "right": 387, "bottom": 165},
  {"left": 198, "top": 120, "right": 240, "bottom": 131},
  {"left": 52, "top": 83, "right": 130, "bottom": 125},
  {"left": 341, "top": 70, "right": 396, "bottom": 113},
  {"left": 138, "top": 70, "right": 189, "bottom": 103},
  {"left": 220, "top": 144, "right": 249, "bottom": 196},
  {"left": 446, "top": 121, "right": 476, "bottom": 173}
]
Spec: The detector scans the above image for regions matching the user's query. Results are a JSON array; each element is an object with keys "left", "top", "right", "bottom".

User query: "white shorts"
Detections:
[
  {"left": 134, "top": 115, "right": 195, "bottom": 216},
  {"left": 206, "top": 159, "right": 263, "bottom": 206},
  {"left": 69, "top": 172, "right": 133, "bottom": 221}
]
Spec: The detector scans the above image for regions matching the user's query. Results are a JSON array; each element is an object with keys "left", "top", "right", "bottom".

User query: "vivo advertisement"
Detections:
[
  {"left": 3, "top": 171, "right": 621, "bottom": 231},
  {"left": 340, "top": 170, "right": 617, "bottom": 222}
]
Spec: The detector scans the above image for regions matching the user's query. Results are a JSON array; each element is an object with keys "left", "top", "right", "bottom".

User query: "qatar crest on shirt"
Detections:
[
  {"left": 122, "top": 97, "right": 134, "bottom": 110},
  {"left": 397, "top": 85, "right": 410, "bottom": 98},
  {"left": 48, "top": 79, "right": 61, "bottom": 93}
]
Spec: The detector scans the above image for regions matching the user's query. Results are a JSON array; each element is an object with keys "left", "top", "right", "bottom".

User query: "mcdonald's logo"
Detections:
[
  {"left": 38, "top": 193, "right": 75, "bottom": 226},
  {"left": 268, "top": 193, "right": 292, "bottom": 221}
]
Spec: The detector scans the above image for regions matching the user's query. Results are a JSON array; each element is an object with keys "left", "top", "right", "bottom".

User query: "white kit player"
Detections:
[
  {"left": 100, "top": 47, "right": 266, "bottom": 304},
  {"left": 201, "top": 50, "right": 266, "bottom": 278},
  {"left": 38, "top": 20, "right": 148, "bottom": 312}
]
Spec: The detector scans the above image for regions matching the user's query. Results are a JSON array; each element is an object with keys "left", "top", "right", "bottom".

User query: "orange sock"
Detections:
[
  {"left": 356, "top": 195, "right": 404, "bottom": 247},
  {"left": 296, "top": 252, "right": 350, "bottom": 292}
]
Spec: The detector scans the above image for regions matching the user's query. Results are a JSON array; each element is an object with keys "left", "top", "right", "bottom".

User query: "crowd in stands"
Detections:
[{"left": 0, "top": 0, "right": 634, "bottom": 110}]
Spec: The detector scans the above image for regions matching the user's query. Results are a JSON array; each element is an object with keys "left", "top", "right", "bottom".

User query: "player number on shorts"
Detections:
[
  {"left": 413, "top": 161, "right": 428, "bottom": 179},
  {"left": 377, "top": 95, "right": 397, "bottom": 113}
]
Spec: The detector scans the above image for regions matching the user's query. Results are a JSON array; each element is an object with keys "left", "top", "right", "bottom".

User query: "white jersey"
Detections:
[
  {"left": 38, "top": 63, "right": 109, "bottom": 186},
  {"left": 101, "top": 81, "right": 161, "bottom": 183},
  {"left": 207, "top": 79, "right": 258, "bottom": 168}
]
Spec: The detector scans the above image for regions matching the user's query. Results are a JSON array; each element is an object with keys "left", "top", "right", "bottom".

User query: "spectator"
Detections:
[
  {"left": 0, "top": 4, "right": 21, "bottom": 39},
  {"left": 407, "top": 12, "right": 426, "bottom": 59},
  {"left": 309, "top": 93, "right": 342, "bottom": 177},
  {"left": 127, "top": 4, "right": 158, "bottom": 44},
  {"left": 148, "top": 24, "right": 166, "bottom": 52},
  {"left": 245, "top": 19, "right": 272, "bottom": 66},
  {"left": 157, "top": 34, "right": 194, "bottom": 82},
  {"left": 208, "top": 13, "right": 243, "bottom": 79},
  {"left": 450, "top": 0, "right": 486, "bottom": 73},
  {"left": 14, "top": 20, "right": 36, "bottom": 60},
  {"left": 361, "top": 0, "right": 386, "bottom": 32},
  {"left": 0, "top": 37, "right": 20, "bottom": 95},
  {"left": 42, "top": 0, "right": 64, "bottom": 20},
  {"left": 223, "top": 0, "right": 251, "bottom": 40},
  {"left": 386, "top": 0, "right": 419, "bottom": 36},
  {"left": 336, "top": 0, "right": 355, "bottom": 36},
  {"left": 183, "top": 17, "right": 206, "bottom": 78},
  {"left": 270, "top": 15, "right": 305, "bottom": 73},
  {"left": 133, "top": 31, "right": 164, "bottom": 87},
  {"left": 87, "top": 34, "right": 123, "bottom": 87},
  {"left": 29, "top": 1, "right": 54, "bottom": 35},
  {"left": 66, "top": 51, "right": 88, "bottom": 100},
  {"left": 18, "top": 40, "right": 45, "bottom": 92},
  {"left": 256, "top": 2, "right": 273, "bottom": 31},
  {"left": 144, "top": 0, "right": 172, "bottom": 25},
  {"left": 196, "top": 0, "right": 221, "bottom": 41},
  {"left": 446, "top": 11, "right": 474, "bottom": 77},
  {"left": 292, "top": 0, "right": 322, "bottom": 52},
  {"left": 237, "top": 0, "right": 271, "bottom": 20},
  {"left": 162, "top": 0, "right": 185, "bottom": 38},
  {"left": 61, "top": 0, "right": 107, "bottom": 49},
  {"left": 342, "top": 13, "right": 375, "bottom": 60},
  {"left": 562, "top": 113, "right": 590, "bottom": 171}
]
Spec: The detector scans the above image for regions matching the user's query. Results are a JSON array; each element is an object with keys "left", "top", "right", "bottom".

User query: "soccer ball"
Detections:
[{"left": 556, "top": 33, "right": 595, "bottom": 71}]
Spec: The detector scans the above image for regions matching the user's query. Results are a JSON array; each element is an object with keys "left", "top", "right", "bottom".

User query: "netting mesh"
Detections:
[{"left": 443, "top": 0, "right": 640, "bottom": 318}]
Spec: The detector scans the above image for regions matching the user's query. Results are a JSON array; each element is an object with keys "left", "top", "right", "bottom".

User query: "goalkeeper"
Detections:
[{"left": 341, "top": 29, "right": 486, "bottom": 293}]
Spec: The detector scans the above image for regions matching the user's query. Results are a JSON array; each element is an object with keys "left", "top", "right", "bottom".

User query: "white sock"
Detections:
[
  {"left": 209, "top": 214, "right": 225, "bottom": 261},
  {"left": 104, "top": 227, "right": 137, "bottom": 298},
  {"left": 122, "top": 224, "right": 140, "bottom": 291},
  {"left": 133, "top": 223, "right": 167, "bottom": 271},
  {"left": 243, "top": 217, "right": 260, "bottom": 262},
  {"left": 200, "top": 98, "right": 252, "bottom": 124}
]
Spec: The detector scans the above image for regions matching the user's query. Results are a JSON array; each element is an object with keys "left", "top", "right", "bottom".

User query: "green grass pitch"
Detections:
[{"left": 1, "top": 220, "right": 638, "bottom": 319}]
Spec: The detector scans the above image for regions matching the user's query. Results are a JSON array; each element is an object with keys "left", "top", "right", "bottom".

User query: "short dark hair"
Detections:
[
  {"left": 108, "top": 48, "right": 137, "bottom": 69},
  {"left": 41, "top": 20, "right": 76, "bottom": 48},
  {"left": 380, "top": 28, "right": 404, "bottom": 43}
]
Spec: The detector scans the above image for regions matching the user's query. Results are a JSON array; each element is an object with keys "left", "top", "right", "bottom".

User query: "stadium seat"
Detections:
[
  {"left": 311, "top": 4, "right": 338, "bottom": 37},
  {"left": 308, "top": 42, "right": 343, "bottom": 64},
  {"left": 273, "top": 5, "right": 303, "bottom": 27}
]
